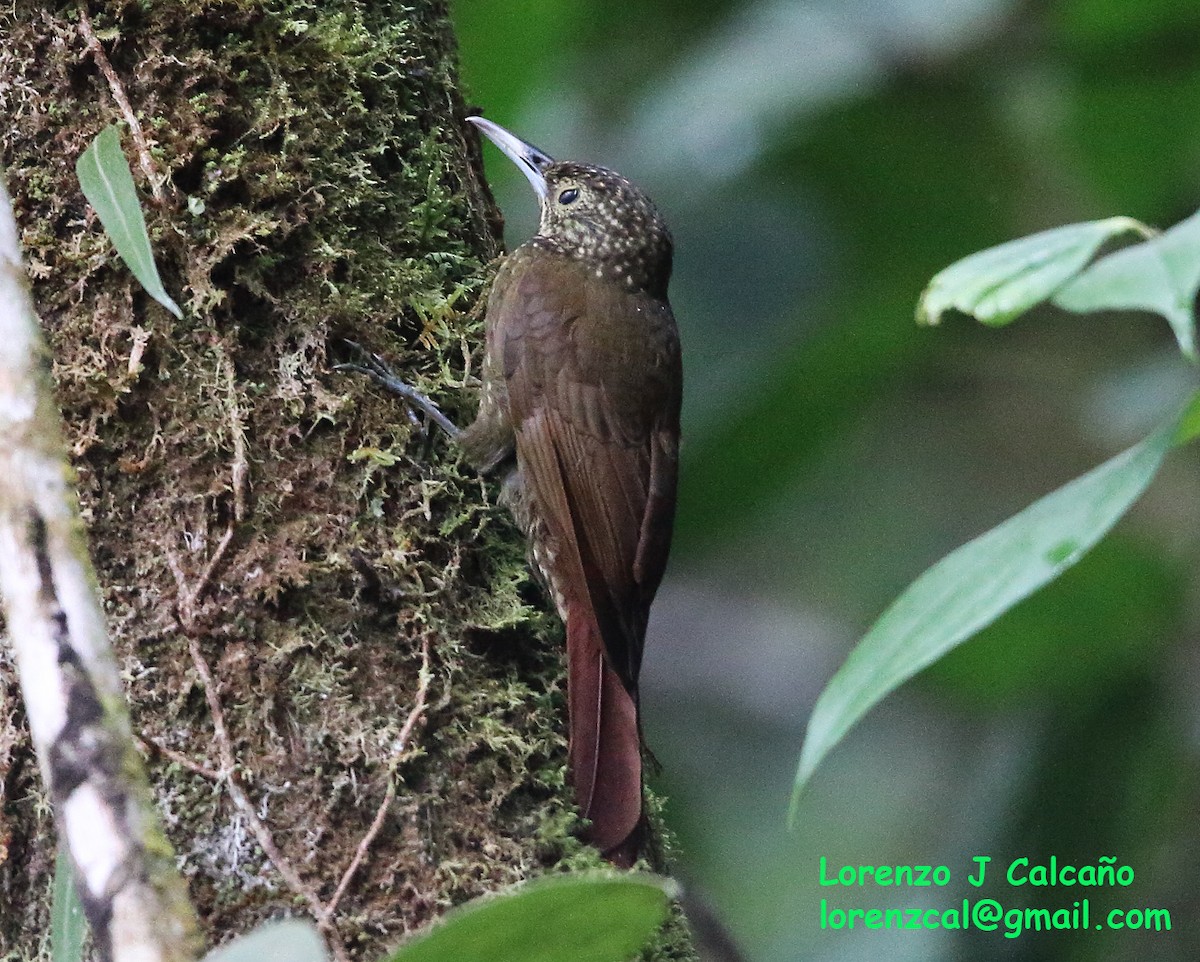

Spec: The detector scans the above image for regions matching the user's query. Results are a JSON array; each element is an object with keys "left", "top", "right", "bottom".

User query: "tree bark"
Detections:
[{"left": 0, "top": 2, "right": 696, "bottom": 959}]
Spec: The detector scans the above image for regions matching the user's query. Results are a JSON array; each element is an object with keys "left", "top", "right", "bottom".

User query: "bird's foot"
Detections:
[{"left": 335, "top": 340, "right": 461, "bottom": 440}]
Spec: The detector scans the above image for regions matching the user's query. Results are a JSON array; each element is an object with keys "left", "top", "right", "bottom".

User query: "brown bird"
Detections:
[{"left": 345, "top": 116, "right": 681, "bottom": 866}]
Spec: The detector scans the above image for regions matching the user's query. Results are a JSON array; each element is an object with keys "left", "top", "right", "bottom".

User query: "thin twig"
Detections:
[
  {"left": 165, "top": 522, "right": 235, "bottom": 630},
  {"left": 136, "top": 734, "right": 221, "bottom": 782},
  {"left": 189, "top": 523, "right": 234, "bottom": 613},
  {"left": 327, "top": 636, "right": 432, "bottom": 915},
  {"left": 186, "top": 636, "right": 349, "bottom": 961},
  {"left": 221, "top": 351, "right": 250, "bottom": 521},
  {"left": 78, "top": 6, "right": 166, "bottom": 204},
  {"left": 394, "top": 637, "right": 434, "bottom": 764},
  {"left": 329, "top": 781, "right": 396, "bottom": 915}
]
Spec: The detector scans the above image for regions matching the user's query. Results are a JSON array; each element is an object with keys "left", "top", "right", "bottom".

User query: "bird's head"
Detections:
[{"left": 467, "top": 116, "right": 673, "bottom": 297}]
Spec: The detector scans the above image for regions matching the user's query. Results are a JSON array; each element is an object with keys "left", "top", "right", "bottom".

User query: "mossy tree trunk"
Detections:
[{"left": 0, "top": 4, "right": 698, "bottom": 960}]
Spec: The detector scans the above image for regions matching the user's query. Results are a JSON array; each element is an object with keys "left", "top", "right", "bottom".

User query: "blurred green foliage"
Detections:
[
  {"left": 382, "top": 874, "right": 673, "bottom": 962},
  {"left": 929, "top": 535, "right": 1182, "bottom": 710},
  {"left": 453, "top": 1, "right": 1200, "bottom": 959}
]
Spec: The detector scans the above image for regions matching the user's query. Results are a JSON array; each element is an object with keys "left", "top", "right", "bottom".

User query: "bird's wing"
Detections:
[{"left": 497, "top": 252, "right": 681, "bottom": 689}]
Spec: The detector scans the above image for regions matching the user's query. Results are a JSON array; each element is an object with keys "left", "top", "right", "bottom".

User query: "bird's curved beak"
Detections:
[{"left": 467, "top": 116, "right": 554, "bottom": 201}]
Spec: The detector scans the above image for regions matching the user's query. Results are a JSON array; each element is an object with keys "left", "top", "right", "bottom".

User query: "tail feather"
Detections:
[{"left": 566, "top": 608, "right": 642, "bottom": 865}]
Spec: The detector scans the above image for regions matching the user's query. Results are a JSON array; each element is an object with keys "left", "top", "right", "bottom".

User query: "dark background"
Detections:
[{"left": 453, "top": 1, "right": 1200, "bottom": 958}]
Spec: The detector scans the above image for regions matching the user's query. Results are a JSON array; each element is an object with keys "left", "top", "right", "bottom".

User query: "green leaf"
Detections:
[
  {"left": 75, "top": 125, "right": 182, "bottom": 319},
  {"left": 386, "top": 874, "right": 675, "bottom": 962},
  {"left": 51, "top": 847, "right": 87, "bottom": 962},
  {"left": 1175, "top": 390, "right": 1200, "bottom": 445},
  {"left": 202, "top": 919, "right": 327, "bottom": 962},
  {"left": 789, "top": 395, "right": 1196, "bottom": 817},
  {"left": 917, "top": 216, "right": 1151, "bottom": 328},
  {"left": 1053, "top": 208, "right": 1200, "bottom": 360}
]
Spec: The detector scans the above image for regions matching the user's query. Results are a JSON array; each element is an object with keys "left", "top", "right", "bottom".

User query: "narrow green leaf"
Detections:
[
  {"left": 202, "top": 919, "right": 327, "bottom": 962},
  {"left": 386, "top": 874, "right": 675, "bottom": 962},
  {"left": 1053, "top": 208, "right": 1200, "bottom": 360},
  {"left": 75, "top": 125, "right": 182, "bottom": 319},
  {"left": 51, "top": 847, "right": 87, "bottom": 962},
  {"left": 789, "top": 396, "right": 1196, "bottom": 818},
  {"left": 917, "top": 216, "right": 1150, "bottom": 328},
  {"left": 1175, "top": 391, "right": 1200, "bottom": 446}
]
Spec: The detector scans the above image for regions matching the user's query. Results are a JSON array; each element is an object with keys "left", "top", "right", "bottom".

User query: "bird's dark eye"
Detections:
[{"left": 558, "top": 187, "right": 580, "bottom": 205}]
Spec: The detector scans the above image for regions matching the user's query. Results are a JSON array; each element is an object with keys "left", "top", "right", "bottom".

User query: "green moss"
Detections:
[
  {"left": 1, "top": 2, "right": 693, "bottom": 959},
  {"left": 642, "top": 903, "right": 703, "bottom": 962}
]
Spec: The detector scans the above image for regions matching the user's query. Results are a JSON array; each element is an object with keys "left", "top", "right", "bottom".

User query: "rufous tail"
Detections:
[{"left": 566, "top": 608, "right": 643, "bottom": 867}]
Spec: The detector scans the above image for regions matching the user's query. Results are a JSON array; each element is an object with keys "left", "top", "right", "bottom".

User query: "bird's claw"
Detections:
[{"left": 335, "top": 339, "right": 460, "bottom": 439}]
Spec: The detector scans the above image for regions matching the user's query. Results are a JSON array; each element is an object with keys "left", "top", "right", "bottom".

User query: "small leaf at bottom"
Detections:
[{"left": 386, "top": 874, "right": 674, "bottom": 962}]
